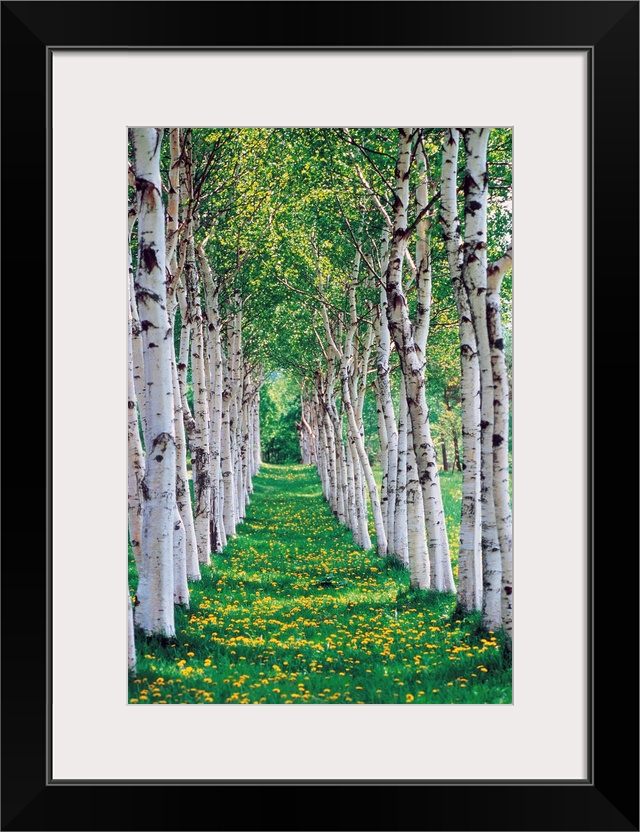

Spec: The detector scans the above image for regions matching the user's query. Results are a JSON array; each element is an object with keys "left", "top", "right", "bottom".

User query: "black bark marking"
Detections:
[
  {"left": 495, "top": 338, "right": 504, "bottom": 351},
  {"left": 141, "top": 245, "right": 159, "bottom": 273},
  {"left": 492, "top": 434, "right": 504, "bottom": 447},
  {"left": 135, "top": 286, "right": 164, "bottom": 307},
  {"left": 148, "top": 343, "right": 158, "bottom": 348},
  {"left": 140, "top": 319, "right": 158, "bottom": 331},
  {"left": 463, "top": 173, "right": 479, "bottom": 195},
  {"left": 504, "top": 585, "right": 513, "bottom": 596},
  {"left": 154, "top": 455, "right": 164, "bottom": 462},
  {"left": 135, "top": 177, "right": 161, "bottom": 209},
  {"left": 151, "top": 432, "right": 173, "bottom": 453},
  {"left": 480, "top": 420, "right": 490, "bottom": 430}
]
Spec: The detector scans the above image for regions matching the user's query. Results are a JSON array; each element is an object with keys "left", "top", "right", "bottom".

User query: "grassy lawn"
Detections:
[{"left": 129, "top": 463, "right": 511, "bottom": 704}]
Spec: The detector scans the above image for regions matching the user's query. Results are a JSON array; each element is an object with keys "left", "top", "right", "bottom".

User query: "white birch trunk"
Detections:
[
  {"left": 319, "top": 414, "right": 331, "bottom": 502},
  {"left": 487, "top": 248, "right": 513, "bottom": 640},
  {"left": 172, "top": 506, "right": 189, "bottom": 604},
  {"left": 170, "top": 334, "right": 200, "bottom": 581},
  {"left": 394, "top": 385, "right": 409, "bottom": 564},
  {"left": 127, "top": 589, "right": 136, "bottom": 672},
  {"left": 343, "top": 422, "right": 359, "bottom": 539},
  {"left": 385, "top": 128, "right": 455, "bottom": 593},
  {"left": 350, "top": 439, "right": 371, "bottom": 550},
  {"left": 252, "top": 394, "right": 261, "bottom": 474},
  {"left": 461, "top": 127, "right": 502, "bottom": 630},
  {"left": 130, "top": 127, "right": 175, "bottom": 637},
  {"left": 414, "top": 135, "right": 456, "bottom": 593},
  {"left": 324, "top": 410, "right": 338, "bottom": 514},
  {"left": 127, "top": 251, "right": 144, "bottom": 568},
  {"left": 406, "top": 409, "right": 430, "bottom": 588},
  {"left": 424, "top": 417, "right": 456, "bottom": 592},
  {"left": 176, "top": 286, "right": 195, "bottom": 433},
  {"left": 166, "top": 276, "right": 193, "bottom": 596},
  {"left": 180, "top": 130, "right": 211, "bottom": 566},
  {"left": 129, "top": 270, "right": 147, "bottom": 442},
  {"left": 340, "top": 365, "right": 386, "bottom": 555},
  {"left": 375, "top": 226, "right": 392, "bottom": 548},
  {"left": 221, "top": 384, "right": 237, "bottom": 538},
  {"left": 198, "top": 246, "right": 225, "bottom": 552},
  {"left": 440, "top": 127, "right": 483, "bottom": 611},
  {"left": 376, "top": 296, "right": 398, "bottom": 553},
  {"left": 233, "top": 394, "right": 245, "bottom": 522},
  {"left": 165, "top": 128, "right": 181, "bottom": 266},
  {"left": 185, "top": 237, "right": 211, "bottom": 564},
  {"left": 374, "top": 376, "right": 388, "bottom": 519},
  {"left": 327, "top": 396, "right": 347, "bottom": 525}
]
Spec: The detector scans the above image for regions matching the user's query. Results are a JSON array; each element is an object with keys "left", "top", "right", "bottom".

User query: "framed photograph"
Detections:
[{"left": 2, "top": 2, "right": 637, "bottom": 830}]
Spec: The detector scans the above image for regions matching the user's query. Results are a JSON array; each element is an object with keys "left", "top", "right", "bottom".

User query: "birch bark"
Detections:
[
  {"left": 406, "top": 408, "right": 430, "bottom": 587},
  {"left": 130, "top": 127, "right": 175, "bottom": 636},
  {"left": 127, "top": 213, "right": 144, "bottom": 569},
  {"left": 185, "top": 235, "right": 211, "bottom": 564},
  {"left": 440, "top": 127, "right": 482, "bottom": 611},
  {"left": 182, "top": 133, "right": 212, "bottom": 565},
  {"left": 394, "top": 385, "right": 409, "bottom": 564},
  {"left": 198, "top": 245, "right": 225, "bottom": 552},
  {"left": 127, "top": 590, "right": 136, "bottom": 671},
  {"left": 461, "top": 128, "right": 502, "bottom": 630},
  {"left": 487, "top": 248, "right": 513, "bottom": 640},
  {"left": 384, "top": 128, "right": 455, "bottom": 593}
]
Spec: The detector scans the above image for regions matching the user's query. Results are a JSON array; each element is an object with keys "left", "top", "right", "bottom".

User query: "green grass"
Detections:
[{"left": 129, "top": 463, "right": 511, "bottom": 705}]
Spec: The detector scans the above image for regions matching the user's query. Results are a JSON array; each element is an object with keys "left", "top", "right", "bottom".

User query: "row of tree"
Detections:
[
  {"left": 293, "top": 129, "right": 512, "bottom": 641},
  {"left": 128, "top": 128, "right": 264, "bottom": 667},
  {"left": 127, "top": 127, "right": 513, "bottom": 672}
]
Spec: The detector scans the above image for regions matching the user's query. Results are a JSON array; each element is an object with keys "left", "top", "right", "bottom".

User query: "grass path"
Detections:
[{"left": 129, "top": 463, "right": 511, "bottom": 704}]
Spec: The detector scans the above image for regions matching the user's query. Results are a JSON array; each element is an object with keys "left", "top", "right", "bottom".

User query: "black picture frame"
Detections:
[{"left": 2, "top": 2, "right": 638, "bottom": 830}]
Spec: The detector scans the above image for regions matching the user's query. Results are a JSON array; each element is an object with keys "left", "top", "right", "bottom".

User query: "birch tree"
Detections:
[
  {"left": 130, "top": 127, "right": 176, "bottom": 637},
  {"left": 487, "top": 246, "right": 513, "bottom": 641},
  {"left": 182, "top": 131, "right": 212, "bottom": 564},
  {"left": 384, "top": 128, "right": 455, "bottom": 592},
  {"left": 440, "top": 128, "right": 482, "bottom": 612},
  {"left": 460, "top": 127, "right": 503, "bottom": 630}
]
